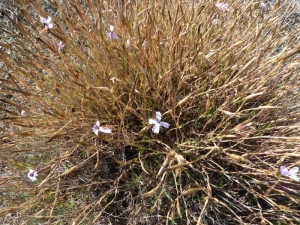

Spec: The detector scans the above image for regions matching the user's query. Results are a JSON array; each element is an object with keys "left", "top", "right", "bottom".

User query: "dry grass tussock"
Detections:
[{"left": 1, "top": 0, "right": 300, "bottom": 224}]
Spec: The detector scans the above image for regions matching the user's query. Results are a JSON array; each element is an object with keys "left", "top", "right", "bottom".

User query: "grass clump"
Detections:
[{"left": 1, "top": 0, "right": 300, "bottom": 224}]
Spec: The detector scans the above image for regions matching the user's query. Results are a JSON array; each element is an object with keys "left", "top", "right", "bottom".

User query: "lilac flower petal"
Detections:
[
  {"left": 289, "top": 174, "right": 300, "bottom": 182},
  {"left": 40, "top": 16, "right": 46, "bottom": 23},
  {"left": 99, "top": 126, "right": 112, "bottom": 134},
  {"left": 280, "top": 166, "right": 287, "bottom": 172},
  {"left": 106, "top": 31, "right": 119, "bottom": 40},
  {"left": 159, "top": 121, "right": 170, "bottom": 129},
  {"left": 149, "top": 118, "right": 158, "bottom": 125},
  {"left": 280, "top": 166, "right": 299, "bottom": 181},
  {"left": 58, "top": 41, "right": 64, "bottom": 48},
  {"left": 29, "top": 176, "right": 37, "bottom": 182},
  {"left": 93, "top": 128, "right": 99, "bottom": 135},
  {"left": 48, "top": 23, "right": 53, "bottom": 29},
  {"left": 111, "top": 32, "right": 119, "bottom": 40},
  {"left": 92, "top": 121, "right": 100, "bottom": 135},
  {"left": 280, "top": 166, "right": 289, "bottom": 176},
  {"left": 46, "top": 16, "right": 52, "bottom": 24},
  {"left": 155, "top": 111, "right": 162, "bottom": 121},
  {"left": 280, "top": 166, "right": 287, "bottom": 171},
  {"left": 96, "top": 121, "right": 100, "bottom": 127},
  {"left": 289, "top": 167, "right": 299, "bottom": 174},
  {"left": 152, "top": 123, "right": 161, "bottom": 134}
]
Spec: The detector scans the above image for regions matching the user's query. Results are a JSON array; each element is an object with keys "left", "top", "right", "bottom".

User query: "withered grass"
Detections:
[{"left": 1, "top": 0, "right": 300, "bottom": 224}]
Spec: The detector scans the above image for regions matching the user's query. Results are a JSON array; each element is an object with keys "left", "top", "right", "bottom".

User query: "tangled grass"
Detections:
[{"left": 1, "top": 0, "right": 300, "bottom": 224}]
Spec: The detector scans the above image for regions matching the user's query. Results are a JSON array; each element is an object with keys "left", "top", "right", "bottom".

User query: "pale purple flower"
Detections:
[
  {"left": 58, "top": 41, "right": 64, "bottom": 51},
  {"left": 149, "top": 111, "right": 170, "bottom": 134},
  {"left": 280, "top": 166, "right": 299, "bottom": 181},
  {"left": 106, "top": 25, "right": 119, "bottom": 40},
  {"left": 92, "top": 121, "right": 112, "bottom": 135},
  {"left": 215, "top": 3, "right": 229, "bottom": 12},
  {"left": 40, "top": 16, "right": 53, "bottom": 29},
  {"left": 21, "top": 110, "right": 27, "bottom": 116},
  {"left": 27, "top": 169, "right": 38, "bottom": 182}
]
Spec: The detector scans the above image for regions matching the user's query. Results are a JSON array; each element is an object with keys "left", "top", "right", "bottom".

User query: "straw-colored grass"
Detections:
[{"left": 1, "top": 0, "right": 300, "bottom": 224}]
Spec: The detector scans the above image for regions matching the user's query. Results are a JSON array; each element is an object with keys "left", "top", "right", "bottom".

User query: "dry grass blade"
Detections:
[{"left": 142, "top": 172, "right": 166, "bottom": 198}]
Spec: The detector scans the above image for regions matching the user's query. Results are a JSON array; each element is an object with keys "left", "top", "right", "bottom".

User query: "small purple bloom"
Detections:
[
  {"left": 40, "top": 16, "right": 53, "bottom": 29},
  {"left": 93, "top": 121, "right": 112, "bottom": 135},
  {"left": 28, "top": 169, "right": 38, "bottom": 182},
  {"left": 106, "top": 25, "right": 119, "bottom": 40},
  {"left": 149, "top": 111, "right": 170, "bottom": 134},
  {"left": 215, "top": 3, "right": 229, "bottom": 12},
  {"left": 280, "top": 166, "right": 299, "bottom": 181}
]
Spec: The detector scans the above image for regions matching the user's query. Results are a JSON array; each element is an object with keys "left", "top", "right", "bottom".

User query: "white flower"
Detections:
[
  {"left": 215, "top": 3, "right": 229, "bottom": 12},
  {"left": 280, "top": 166, "right": 299, "bottom": 181},
  {"left": 21, "top": 110, "right": 27, "bottom": 116},
  {"left": 27, "top": 169, "right": 38, "bottom": 182},
  {"left": 148, "top": 111, "right": 170, "bottom": 134},
  {"left": 40, "top": 16, "right": 53, "bottom": 29},
  {"left": 58, "top": 41, "right": 64, "bottom": 51},
  {"left": 92, "top": 121, "right": 112, "bottom": 135}
]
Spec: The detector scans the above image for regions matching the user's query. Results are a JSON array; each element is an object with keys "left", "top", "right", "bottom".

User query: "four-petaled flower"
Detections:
[
  {"left": 149, "top": 111, "right": 170, "bottom": 134},
  {"left": 280, "top": 166, "right": 299, "bottom": 181},
  {"left": 106, "top": 25, "right": 119, "bottom": 40},
  {"left": 93, "top": 121, "right": 112, "bottom": 135},
  {"left": 215, "top": 3, "right": 229, "bottom": 12},
  {"left": 40, "top": 16, "right": 53, "bottom": 29},
  {"left": 27, "top": 169, "right": 38, "bottom": 182}
]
